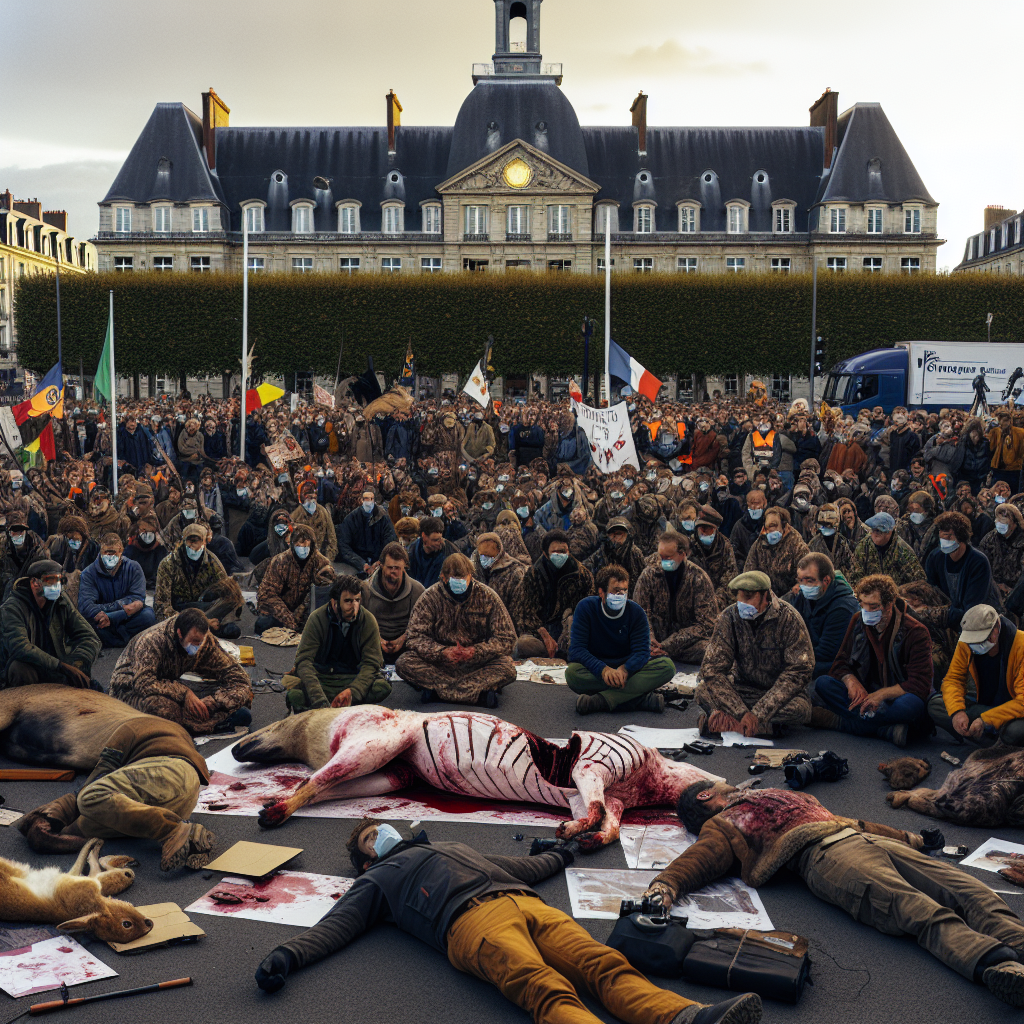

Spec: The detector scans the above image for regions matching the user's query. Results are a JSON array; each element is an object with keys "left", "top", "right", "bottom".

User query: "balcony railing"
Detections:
[
  {"left": 547, "top": 233, "right": 573, "bottom": 243},
  {"left": 472, "top": 62, "right": 563, "bottom": 81},
  {"left": 505, "top": 233, "right": 531, "bottom": 243},
  {"left": 463, "top": 233, "right": 489, "bottom": 243}
]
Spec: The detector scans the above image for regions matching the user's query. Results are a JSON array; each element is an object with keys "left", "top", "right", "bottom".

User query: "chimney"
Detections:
[
  {"left": 201, "top": 88, "right": 231, "bottom": 171},
  {"left": 809, "top": 88, "right": 839, "bottom": 169},
  {"left": 386, "top": 90, "right": 403, "bottom": 155},
  {"left": 984, "top": 205, "right": 1015, "bottom": 231},
  {"left": 630, "top": 91, "right": 648, "bottom": 157},
  {"left": 43, "top": 210, "right": 68, "bottom": 232},
  {"left": 14, "top": 199, "right": 42, "bottom": 220},
  {"left": 0, "top": 190, "right": 12, "bottom": 212}
]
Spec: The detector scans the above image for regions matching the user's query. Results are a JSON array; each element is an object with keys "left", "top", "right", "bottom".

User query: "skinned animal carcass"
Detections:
[{"left": 234, "top": 707, "right": 721, "bottom": 846}]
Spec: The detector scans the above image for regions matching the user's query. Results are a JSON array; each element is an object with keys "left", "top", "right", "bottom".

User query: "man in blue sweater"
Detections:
[
  {"left": 567, "top": 565, "right": 675, "bottom": 715},
  {"left": 407, "top": 518, "right": 457, "bottom": 589},
  {"left": 78, "top": 533, "right": 156, "bottom": 647},
  {"left": 784, "top": 552, "right": 860, "bottom": 679},
  {"left": 924, "top": 511, "right": 1001, "bottom": 630}
]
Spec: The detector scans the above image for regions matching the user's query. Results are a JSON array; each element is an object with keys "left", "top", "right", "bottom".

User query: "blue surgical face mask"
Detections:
[
  {"left": 11, "top": 532, "right": 25, "bottom": 547},
  {"left": 140, "top": 532, "right": 156, "bottom": 545},
  {"left": 184, "top": 641, "right": 200, "bottom": 657},
  {"left": 800, "top": 584, "right": 821, "bottom": 600},
  {"left": 274, "top": 523, "right": 289, "bottom": 535},
  {"left": 736, "top": 600, "right": 760, "bottom": 620},
  {"left": 969, "top": 640, "right": 995, "bottom": 655},
  {"left": 516, "top": 506, "right": 529, "bottom": 519},
  {"left": 68, "top": 538, "right": 82, "bottom": 551},
  {"left": 101, "top": 553, "right": 119, "bottom": 570},
  {"left": 373, "top": 823, "right": 404, "bottom": 859},
  {"left": 861, "top": 607, "right": 883, "bottom": 626},
  {"left": 182, "top": 509, "right": 196, "bottom": 520},
  {"left": 278, "top": 474, "right": 289, "bottom": 484},
  {"left": 401, "top": 506, "right": 411, "bottom": 515},
  {"left": 748, "top": 508, "right": 763, "bottom": 520},
  {"left": 939, "top": 538, "right": 959, "bottom": 554},
  {"left": 660, "top": 558, "right": 679, "bottom": 572},
  {"left": 909, "top": 512, "right": 926, "bottom": 525},
  {"left": 819, "top": 526, "right": 836, "bottom": 536},
  {"left": 495, "top": 484, "right": 505, "bottom": 493},
  {"left": 303, "top": 500, "right": 317, "bottom": 515},
  {"left": 428, "top": 468, "right": 439, "bottom": 476},
  {"left": 186, "top": 545, "right": 204, "bottom": 561},
  {"left": 448, "top": 577, "right": 469, "bottom": 595},
  {"left": 43, "top": 582, "right": 62, "bottom": 601},
  {"left": 479, "top": 554, "right": 495, "bottom": 569},
  {"left": 237, "top": 488, "right": 248, "bottom": 497},
  {"left": 604, "top": 592, "right": 627, "bottom": 612},
  {"left": 432, "top": 508, "right": 444, "bottom": 517},
  {"left": 680, "top": 519, "right": 695, "bottom": 532},
  {"left": 362, "top": 501, "right": 374, "bottom": 515},
  {"left": 293, "top": 545, "right": 310, "bottom": 560},
  {"left": 995, "top": 495, "right": 1007, "bottom": 504},
  {"left": 549, "top": 551, "right": 569, "bottom": 569},
  {"left": 766, "top": 530, "right": 782, "bottom": 545},
  {"left": 481, "top": 502, "right": 494, "bottom": 511},
  {"left": 699, "top": 531, "right": 715, "bottom": 546},
  {"left": 996, "top": 521, "right": 1010, "bottom": 535}
]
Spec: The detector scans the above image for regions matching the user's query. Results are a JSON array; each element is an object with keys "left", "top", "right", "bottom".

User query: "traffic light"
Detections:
[{"left": 813, "top": 336, "right": 825, "bottom": 375}]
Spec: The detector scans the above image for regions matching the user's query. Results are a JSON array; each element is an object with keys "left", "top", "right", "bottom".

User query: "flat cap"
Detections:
[
  {"left": 865, "top": 512, "right": 896, "bottom": 532},
  {"left": 728, "top": 570, "right": 772, "bottom": 592},
  {"left": 696, "top": 505, "right": 723, "bottom": 529}
]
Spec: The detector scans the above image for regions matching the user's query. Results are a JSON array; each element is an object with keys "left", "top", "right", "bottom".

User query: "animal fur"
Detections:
[
  {"left": 886, "top": 744, "right": 1024, "bottom": 828},
  {"left": 0, "top": 839, "right": 151, "bottom": 943},
  {"left": 234, "top": 707, "right": 721, "bottom": 846},
  {"left": 362, "top": 385, "right": 414, "bottom": 422},
  {"left": 878, "top": 757, "right": 931, "bottom": 790}
]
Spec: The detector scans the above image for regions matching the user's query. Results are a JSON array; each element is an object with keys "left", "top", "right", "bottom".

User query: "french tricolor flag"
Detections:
[{"left": 608, "top": 339, "right": 664, "bottom": 402}]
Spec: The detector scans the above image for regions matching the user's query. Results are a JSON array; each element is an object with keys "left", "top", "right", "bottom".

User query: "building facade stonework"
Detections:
[{"left": 954, "top": 205, "right": 1023, "bottom": 275}]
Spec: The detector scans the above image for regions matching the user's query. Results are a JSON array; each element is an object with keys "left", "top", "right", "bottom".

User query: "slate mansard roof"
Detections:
[{"left": 101, "top": 81, "right": 935, "bottom": 234}]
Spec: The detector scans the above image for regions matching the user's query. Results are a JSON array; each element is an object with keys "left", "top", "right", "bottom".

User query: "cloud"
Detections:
[{"left": 611, "top": 39, "right": 769, "bottom": 77}]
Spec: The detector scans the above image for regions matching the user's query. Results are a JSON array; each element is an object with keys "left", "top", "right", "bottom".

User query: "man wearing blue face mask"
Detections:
[
  {"left": 77, "top": 533, "right": 156, "bottom": 647},
  {"left": 254, "top": 524, "right": 336, "bottom": 637},
  {"left": 336, "top": 488, "right": 393, "bottom": 577},
  {"left": 697, "top": 570, "right": 814, "bottom": 738},
  {"left": 689, "top": 506, "right": 738, "bottom": 610},
  {"left": 784, "top": 552, "right": 859, "bottom": 679},
  {"left": 728, "top": 489, "right": 766, "bottom": 566},
  {"left": 0, "top": 560, "right": 100, "bottom": 689},
  {"left": 292, "top": 481, "right": 339, "bottom": 563},
  {"left": 566, "top": 565, "right": 674, "bottom": 715},
  {"left": 0, "top": 512, "right": 49, "bottom": 596}
]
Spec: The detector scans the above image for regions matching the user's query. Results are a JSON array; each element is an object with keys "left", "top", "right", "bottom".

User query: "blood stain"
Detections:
[
  {"left": 228, "top": 782, "right": 247, "bottom": 791},
  {"left": 56, "top": 947, "right": 72, "bottom": 953}
]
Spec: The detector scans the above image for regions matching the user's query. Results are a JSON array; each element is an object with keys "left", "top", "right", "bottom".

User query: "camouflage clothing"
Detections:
[
  {"left": 689, "top": 530, "right": 738, "bottom": 609},
  {"left": 153, "top": 545, "right": 242, "bottom": 623},
  {"left": 977, "top": 523, "right": 1024, "bottom": 599},
  {"left": 697, "top": 593, "right": 814, "bottom": 730},
  {"left": 84, "top": 504, "right": 130, "bottom": 544},
  {"left": 633, "top": 559, "right": 719, "bottom": 662},
  {"left": 743, "top": 527, "right": 810, "bottom": 598},
  {"left": 509, "top": 553, "right": 594, "bottom": 654},
  {"left": 396, "top": 579, "right": 516, "bottom": 703},
  {"left": 470, "top": 538, "right": 526, "bottom": 630},
  {"left": 256, "top": 546, "right": 336, "bottom": 632},
  {"left": 808, "top": 531, "right": 857, "bottom": 580},
  {"left": 109, "top": 615, "right": 251, "bottom": 735},
  {"left": 584, "top": 519, "right": 648, "bottom": 598},
  {"left": 290, "top": 502, "right": 338, "bottom": 562},
  {"left": 495, "top": 521, "right": 534, "bottom": 568},
  {"left": 849, "top": 533, "right": 925, "bottom": 588},
  {"left": 896, "top": 513, "right": 936, "bottom": 561}
]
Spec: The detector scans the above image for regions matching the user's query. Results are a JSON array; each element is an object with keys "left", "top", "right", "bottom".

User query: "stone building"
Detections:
[
  {"left": 954, "top": 205, "right": 1023, "bottom": 275},
  {"left": 0, "top": 191, "right": 96, "bottom": 396}
]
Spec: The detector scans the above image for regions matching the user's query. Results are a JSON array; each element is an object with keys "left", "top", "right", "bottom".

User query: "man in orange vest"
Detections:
[{"left": 741, "top": 415, "right": 779, "bottom": 479}]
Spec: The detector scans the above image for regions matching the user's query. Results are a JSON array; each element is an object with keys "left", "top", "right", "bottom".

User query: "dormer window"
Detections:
[
  {"left": 422, "top": 203, "right": 441, "bottom": 234},
  {"left": 1002, "top": 223, "right": 1009, "bottom": 248},
  {"left": 244, "top": 205, "right": 264, "bottom": 233},
  {"left": 772, "top": 202, "right": 795, "bottom": 234},
  {"left": 904, "top": 206, "right": 922, "bottom": 234},
  {"left": 337, "top": 202, "right": 361, "bottom": 234},
  {"left": 291, "top": 204, "right": 313, "bottom": 233},
  {"left": 153, "top": 205, "right": 172, "bottom": 233},
  {"left": 726, "top": 202, "right": 748, "bottom": 234},
  {"left": 867, "top": 208, "right": 883, "bottom": 234},
  {"left": 382, "top": 202, "right": 404, "bottom": 234},
  {"left": 595, "top": 203, "right": 619, "bottom": 235},
  {"left": 634, "top": 204, "right": 654, "bottom": 234},
  {"left": 829, "top": 207, "right": 847, "bottom": 233},
  {"left": 990, "top": 227, "right": 997, "bottom": 251},
  {"left": 114, "top": 207, "right": 132, "bottom": 233},
  {"left": 1016, "top": 218, "right": 1022, "bottom": 245},
  {"left": 677, "top": 203, "right": 699, "bottom": 233},
  {"left": 967, "top": 238, "right": 975, "bottom": 260},
  {"left": 192, "top": 207, "right": 210, "bottom": 233}
]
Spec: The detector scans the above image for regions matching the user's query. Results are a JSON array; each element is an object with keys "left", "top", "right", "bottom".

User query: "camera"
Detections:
[
  {"left": 620, "top": 896, "right": 668, "bottom": 921},
  {"left": 783, "top": 750, "right": 849, "bottom": 790}
]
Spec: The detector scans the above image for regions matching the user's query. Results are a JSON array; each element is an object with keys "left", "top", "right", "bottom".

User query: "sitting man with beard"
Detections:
[
  {"left": 360, "top": 542, "right": 425, "bottom": 665},
  {"left": 642, "top": 781, "right": 1024, "bottom": 1009},
  {"left": 83, "top": 485, "right": 130, "bottom": 544},
  {"left": 255, "top": 524, "right": 336, "bottom": 635}
]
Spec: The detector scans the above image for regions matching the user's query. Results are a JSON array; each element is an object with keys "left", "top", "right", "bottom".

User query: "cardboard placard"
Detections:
[
  {"left": 205, "top": 841, "right": 303, "bottom": 878},
  {"left": 107, "top": 903, "right": 204, "bottom": 954}
]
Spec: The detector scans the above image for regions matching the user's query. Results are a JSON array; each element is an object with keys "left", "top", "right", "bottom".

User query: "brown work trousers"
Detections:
[
  {"left": 695, "top": 679, "right": 811, "bottom": 730},
  {"left": 447, "top": 892, "right": 694, "bottom": 1024},
  {"left": 76, "top": 756, "right": 200, "bottom": 842},
  {"left": 795, "top": 832, "right": 1024, "bottom": 979}
]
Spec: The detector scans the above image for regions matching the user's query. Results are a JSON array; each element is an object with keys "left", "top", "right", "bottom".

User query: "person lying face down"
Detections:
[{"left": 255, "top": 818, "right": 762, "bottom": 1024}]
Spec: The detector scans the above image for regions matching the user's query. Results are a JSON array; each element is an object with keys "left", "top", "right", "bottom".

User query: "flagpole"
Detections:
[
  {"left": 110, "top": 289, "right": 118, "bottom": 496},
  {"left": 604, "top": 205, "right": 611, "bottom": 405},
  {"left": 55, "top": 251, "right": 67, "bottom": 456},
  {"left": 240, "top": 216, "right": 248, "bottom": 465}
]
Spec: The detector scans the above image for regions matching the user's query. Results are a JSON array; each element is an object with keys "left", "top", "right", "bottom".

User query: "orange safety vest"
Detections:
[
  {"left": 645, "top": 421, "right": 691, "bottom": 463},
  {"left": 752, "top": 429, "right": 775, "bottom": 465}
]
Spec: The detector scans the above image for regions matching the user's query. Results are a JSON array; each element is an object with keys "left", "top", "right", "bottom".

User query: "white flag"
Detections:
[
  {"left": 462, "top": 360, "right": 491, "bottom": 409},
  {"left": 571, "top": 398, "right": 640, "bottom": 474}
]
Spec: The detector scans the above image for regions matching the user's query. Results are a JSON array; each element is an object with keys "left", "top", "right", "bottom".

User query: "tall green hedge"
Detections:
[{"left": 14, "top": 271, "right": 1024, "bottom": 381}]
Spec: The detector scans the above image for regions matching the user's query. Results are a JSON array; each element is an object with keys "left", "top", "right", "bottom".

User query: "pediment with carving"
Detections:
[{"left": 437, "top": 139, "right": 599, "bottom": 196}]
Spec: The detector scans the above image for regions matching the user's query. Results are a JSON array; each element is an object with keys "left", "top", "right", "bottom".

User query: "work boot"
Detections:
[
  {"left": 810, "top": 706, "right": 840, "bottom": 730},
  {"left": 420, "top": 688, "right": 438, "bottom": 704},
  {"left": 697, "top": 712, "right": 715, "bottom": 737},
  {"left": 877, "top": 724, "right": 909, "bottom": 748},
  {"left": 633, "top": 693, "right": 665, "bottom": 714},
  {"left": 671, "top": 992, "right": 763, "bottom": 1023},
  {"left": 576, "top": 693, "right": 609, "bottom": 715},
  {"left": 161, "top": 823, "right": 215, "bottom": 871},
  {"left": 476, "top": 690, "right": 499, "bottom": 709},
  {"left": 981, "top": 961, "right": 1024, "bottom": 1007}
]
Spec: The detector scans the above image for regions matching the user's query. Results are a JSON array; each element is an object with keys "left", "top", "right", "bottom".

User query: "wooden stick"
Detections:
[
  {"left": 30, "top": 977, "right": 192, "bottom": 1015},
  {"left": 0, "top": 769, "right": 75, "bottom": 781}
]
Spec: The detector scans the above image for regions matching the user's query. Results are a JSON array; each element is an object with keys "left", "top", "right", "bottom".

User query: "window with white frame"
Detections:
[
  {"left": 421, "top": 257, "right": 442, "bottom": 273},
  {"left": 633, "top": 258, "right": 653, "bottom": 273},
  {"left": 382, "top": 205, "right": 403, "bottom": 234},
  {"left": 338, "top": 205, "right": 359, "bottom": 234},
  {"left": 245, "top": 206, "right": 264, "bottom": 233},
  {"left": 990, "top": 227, "right": 998, "bottom": 251},
  {"left": 338, "top": 257, "right": 359, "bottom": 274},
  {"left": 548, "top": 205, "right": 571, "bottom": 237},
  {"left": 292, "top": 257, "right": 313, "bottom": 272},
  {"left": 192, "top": 207, "right": 210, "bottom": 233},
  {"left": 153, "top": 256, "right": 173, "bottom": 271},
  {"left": 827, "top": 257, "right": 847, "bottom": 272},
  {"left": 867, "top": 208, "right": 883, "bottom": 234},
  {"left": 829, "top": 207, "right": 847, "bottom": 233},
  {"left": 596, "top": 257, "right": 615, "bottom": 272},
  {"left": 967, "top": 238, "right": 975, "bottom": 260},
  {"left": 507, "top": 205, "right": 529, "bottom": 236},
  {"left": 1016, "top": 219, "right": 1022, "bottom": 245},
  {"left": 773, "top": 207, "right": 792, "bottom": 233},
  {"left": 247, "top": 256, "right": 264, "bottom": 273},
  {"left": 770, "top": 374, "right": 791, "bottom": 400},
  {"left": 635, "top": 205, "right": 653, "bottom": 233},
  {"left": 679, "top": 206, "right": 697, "bottom": 233},
  {"left": 292, "top": 206, "right": 312, "bottom": 233},
  {"left": 724, "top": 374, "right": 739, "bottom": 396},
  {"left": 153, "top": 206, "right": 171, "bottom": 233},
  {"left": 770, "top": 257, "right": 791, "bottom": 272},
  {"left": 726, "top": 257, "right": 745, "bottom": 272},
  {"left": 863, "top": 257, "right": 883, "bottom": 272},
  {"left": 677, "top": 257, "right": 697, "bottom": 273},
  {"left": 114, "top": 207, "right": 131, "bottom": 233},
  {"left": 1002, "top": 223, "right": 1009, "bottom": 248},
  {"left": 381, "top": 257, "right": 401, "bottom": 273},
  {"left": 727, "top": 205, "right": 746, "bottom": 234},
  {"left": 190, "top": 256, "right": 211, "bottom": 272},
  {"left": 904, "top": 208, "right": 922, "bottom": 234},
  {"left": 113, "top": 255, "right": 133, "bottom": 271},
  {"left": 422, "top": 205, "right": 441, "bottom": 234},
  {"left": 901, "top": 257, "right": 920, "bottom": 273},
  {"left": 464, "top": 205, "right": 487, "bottom": 237}
]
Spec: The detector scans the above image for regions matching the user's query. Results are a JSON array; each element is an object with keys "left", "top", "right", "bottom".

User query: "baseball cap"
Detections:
[
  {"left": 865, "top": 512, "right": 896, "bottom": 532},
  {"left": 959, "top": 604, "right": 999, "bottom": 646}
]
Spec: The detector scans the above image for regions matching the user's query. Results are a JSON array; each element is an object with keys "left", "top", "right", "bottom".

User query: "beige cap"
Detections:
[{"left": 959, "top": 604, "right": 999, "bottom": 646}]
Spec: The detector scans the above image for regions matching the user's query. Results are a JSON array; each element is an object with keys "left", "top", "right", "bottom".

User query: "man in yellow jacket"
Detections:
[{"left": 929, "top": 604, "right": 1024, "bottom": 746}]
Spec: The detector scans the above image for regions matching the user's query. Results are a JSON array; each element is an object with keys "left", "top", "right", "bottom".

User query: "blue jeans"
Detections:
[
  {"left": 813, "top": 674, "right": 925, "bottom": 736},
  {"left": 95, "top": 607, "right": 157, "bottom": 648}
]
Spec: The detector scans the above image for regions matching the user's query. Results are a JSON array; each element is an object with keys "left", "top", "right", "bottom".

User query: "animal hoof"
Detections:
[
  {"left": 100, "top": 855, "right": 137, "bottom": 870},
  {"left": 576, "top": 832, "right": 605, "bottom": 852},
  {"left": 258, "top": 804, "right": 288, "bottom": 829}
]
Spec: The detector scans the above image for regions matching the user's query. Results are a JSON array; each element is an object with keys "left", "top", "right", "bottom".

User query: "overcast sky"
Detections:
[{"left": 2, "top": 0, "right": 1020, "bottom": 268}]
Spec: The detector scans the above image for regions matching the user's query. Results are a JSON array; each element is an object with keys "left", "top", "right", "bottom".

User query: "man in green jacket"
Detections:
[
  {"left": 0, "top": 560, "right": 101, "bottom": 688},
  {"left": 283, "top": 575, "right": 390, "bottom": 711}
]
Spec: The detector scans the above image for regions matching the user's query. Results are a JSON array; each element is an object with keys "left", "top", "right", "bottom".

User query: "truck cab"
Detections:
[{"left": 822, "top": 348, "right": 908, "bottom": 415}]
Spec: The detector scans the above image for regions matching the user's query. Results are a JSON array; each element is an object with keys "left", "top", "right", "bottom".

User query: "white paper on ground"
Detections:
[
  {"left": 187, "top": 872, "right": 354, "bottom": 928},
  {"left": 619, "top": 825, "right": 697, "bottom": 870},
  {"left": 960, "top": 837, "right": 1024, "bottom": 874},
  {"left": 617, "top": 725, "right": 706, "bottom": 748},
  {"left": 0, "top": 935, "right": 117, "bottom": 998},
  {"left": 566, "top": 868, "right": 659, "bottom": 919},
  {"left": 720, "top": 732, "right": 774, "bottom": 748},
  {"left": 0, "top": 808, "right": 25, "bottom": 826}
]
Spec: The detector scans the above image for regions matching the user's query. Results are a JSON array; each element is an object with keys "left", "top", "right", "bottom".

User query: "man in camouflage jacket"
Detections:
[
  {"left": 255, "top": 524, "right": 336, "bottom": 634},
  {"left": 849, "top": 512, "right": 926, "bottom": 588},
  {"left": 688, "top": 506, "right": 738, "bottom": 610}
]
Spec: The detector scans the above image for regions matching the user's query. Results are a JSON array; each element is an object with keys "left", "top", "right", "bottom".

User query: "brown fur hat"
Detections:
[{"left": 877, "top": 757, "right": 931, "bottom": 790}]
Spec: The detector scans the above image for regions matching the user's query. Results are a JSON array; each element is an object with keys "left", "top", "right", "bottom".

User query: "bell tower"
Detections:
[{"left": 493, "top": 0, "right": 543, "bottom": 75}]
